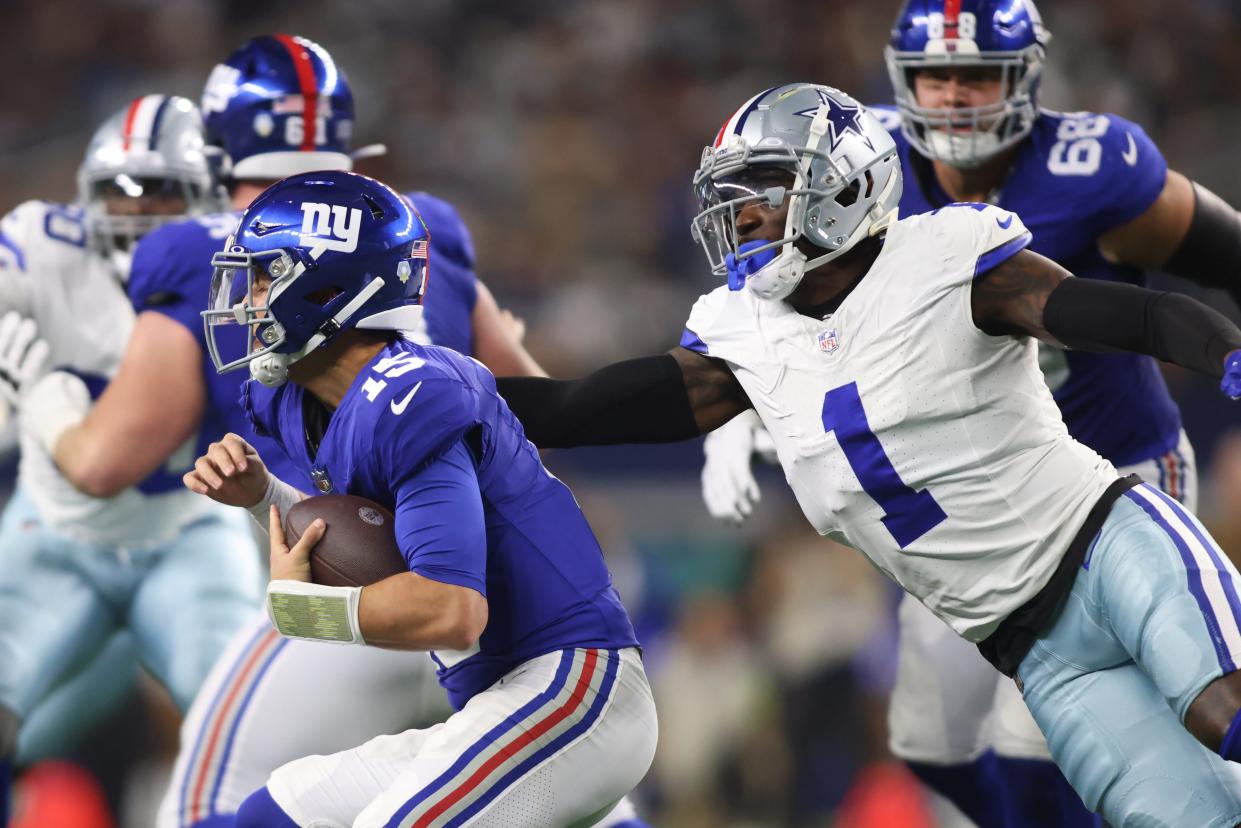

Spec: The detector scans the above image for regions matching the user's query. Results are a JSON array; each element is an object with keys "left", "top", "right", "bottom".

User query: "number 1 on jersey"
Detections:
[{"left": 822, "top": 383, "right": 946, "bottom": 548}]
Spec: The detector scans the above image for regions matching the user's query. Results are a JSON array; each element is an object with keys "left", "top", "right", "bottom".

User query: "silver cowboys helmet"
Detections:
[
  {"left": 692, "top": 84, "right": 901, "bottom": 301},
  {"left": 77, "top": 95, "right": 223, "bottom": 276}
]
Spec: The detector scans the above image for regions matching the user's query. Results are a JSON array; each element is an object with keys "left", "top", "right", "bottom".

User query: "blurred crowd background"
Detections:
[{"left": 3, "top": 0, "right": 1241, "bottom": 826}]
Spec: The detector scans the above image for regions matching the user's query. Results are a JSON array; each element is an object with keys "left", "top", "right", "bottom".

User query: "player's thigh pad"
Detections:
[
  {"left": 0, "top": 489, "right": 116, "bottom": 716},
  {"left": 128, "top": 504, "right": 263, "bottom": 711},
  {"left": 1089, "top": 486, "right": 1240, "bottom": 716},
  {"left": 888, "top": 592, "right": 1001, "bottom": 762},
  {"left": 1019, "top": 658, "right": 1241, "bottom": 826},
  {"left": 1017, "top": 486, "right": 1241, "bottom": 824},
  {"left": 158, "top": 610, "right": 445, "bottom": 828},
  {"left": 270, "top": 648, "right": 656, "bottom": 828}
]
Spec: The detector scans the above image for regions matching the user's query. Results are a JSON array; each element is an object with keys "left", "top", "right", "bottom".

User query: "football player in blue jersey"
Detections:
[
  {"left": 0, "top": 95, "right": 260, "bottom": 827},
  {"left": 490, "top": 80, "right": 1241, "bottom": 827},
  {"left": 180, "top": 169, "right": 656, "bottom": 828},
  {"left": 696, "top": 2, "right": 1241, "bottom": 824}
]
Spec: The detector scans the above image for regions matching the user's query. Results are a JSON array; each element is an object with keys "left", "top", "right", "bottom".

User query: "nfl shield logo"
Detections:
[
  {"left": 311, "top": 468, "right": 334, "bottom": 494},
  {"left": 817, "top": 328, "right": 840, "bottom": 354}
]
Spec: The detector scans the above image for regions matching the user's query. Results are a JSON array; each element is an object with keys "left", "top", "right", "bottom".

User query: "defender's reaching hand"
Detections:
[{"left": 1222, "top": 350, "right": 1241, "bottom": 400}]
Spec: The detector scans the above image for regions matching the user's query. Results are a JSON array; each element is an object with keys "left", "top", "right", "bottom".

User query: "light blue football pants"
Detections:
[
  {"left": 0, "top": 488, "right": 262, "bottom": 729},
  {"left": 1018, "top": 483, "right": 1241, "bottom": 827}
]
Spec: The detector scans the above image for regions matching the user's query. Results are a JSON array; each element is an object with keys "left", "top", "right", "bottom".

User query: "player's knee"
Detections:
[
  {"left": 0, "top": 702, "right": 19, "bottom": 759},
  {"left": 1185, "top": 671, "right": 1241, "bottom": 759}
]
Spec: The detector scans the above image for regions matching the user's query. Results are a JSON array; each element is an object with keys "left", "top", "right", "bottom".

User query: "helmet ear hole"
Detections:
[
  {"left": 307, "top": 286, "right": 343, "bottom": 307},
  {"left": 835, "top": 181, "right": 861, "bottom": 208}
]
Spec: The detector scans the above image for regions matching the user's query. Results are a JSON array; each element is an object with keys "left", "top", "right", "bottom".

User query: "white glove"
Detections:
[
  {"left": 0, "top": 311, "right": 49, "bottom": 431},
  {"left": 19, "top": 370, "right": 91, "bottom": 455},
  {"left": 702, "top": 409, "right": 766, "bottom": 525}
]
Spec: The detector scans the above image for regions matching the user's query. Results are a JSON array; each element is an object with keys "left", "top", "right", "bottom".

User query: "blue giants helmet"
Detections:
[
  {"left": 885, "top": 0, "right": 1049, "bottom": 167},
  {"left": 204, "top": 171, "right": 429, "bottom": 387},
  {"left": 201, "top": 34, "right": 355, "bottom": 180}
]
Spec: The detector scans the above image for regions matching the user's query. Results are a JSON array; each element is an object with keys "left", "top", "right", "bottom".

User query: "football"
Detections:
[{"left": 283, "top": 495, "right": 407, "bottom": 587}]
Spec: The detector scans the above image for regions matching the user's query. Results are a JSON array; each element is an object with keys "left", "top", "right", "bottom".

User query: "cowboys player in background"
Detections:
[
  {"left": 699, "top": 2, "right": 1241, "bottom": 823},
  {"left": 0, "top": 96, "right": 260, "bottom": 826}
]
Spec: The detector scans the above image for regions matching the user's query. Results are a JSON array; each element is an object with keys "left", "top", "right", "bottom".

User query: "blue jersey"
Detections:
[
  {"left": 127, "top": 192, "right": 482, "bottom": 490},
  {"left": 877, "top": 106, "right": 1182, "bottom": 467},
  {"left": 244, "top": 339, "right": 638, "bottom": 708}
]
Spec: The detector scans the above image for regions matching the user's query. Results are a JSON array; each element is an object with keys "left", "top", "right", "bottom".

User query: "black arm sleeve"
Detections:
[
  {"left": 1043, "top": 276, "right": 1241, "bottom": 378},
  {"left": 495, "top": 354, "right": 700, "bottom": 449},
  {"left": 1164, "top": 181, "right": 1241, "bottom": 307}
]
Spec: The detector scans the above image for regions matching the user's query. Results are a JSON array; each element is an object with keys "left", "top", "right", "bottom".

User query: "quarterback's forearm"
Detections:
[
  {"left": 495, "top": 354, "right": 703, "bottom": 448},
  {"left": 358, "top": 572, "right": 487, "bottom": 651},
  {"left": 1043, "top": 276, "right": 1241, "bottom": 377}
]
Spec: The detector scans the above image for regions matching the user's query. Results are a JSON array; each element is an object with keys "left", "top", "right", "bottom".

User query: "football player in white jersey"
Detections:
[
  {"left": 0, "top": 95, "right": 261, "bottom": 825},
  {"left": 700, "top": 1, "right": 1241, "bottom": 824},
  {"left": 494, "top": 83, "right": 1241, "bottom": 826}
]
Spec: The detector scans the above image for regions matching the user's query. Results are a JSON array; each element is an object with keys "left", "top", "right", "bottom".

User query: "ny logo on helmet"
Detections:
[{"left": 299, "top": 202, "right": 361, "bottom": 258}]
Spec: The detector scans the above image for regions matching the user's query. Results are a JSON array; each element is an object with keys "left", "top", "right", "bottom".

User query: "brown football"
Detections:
[{"left": 283, "top": 494, "right": 407, "bottom": 587}]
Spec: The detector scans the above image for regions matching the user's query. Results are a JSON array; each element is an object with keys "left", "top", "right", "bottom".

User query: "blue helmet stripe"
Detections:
[
  {"left": 732, "top": 85, "right": 779, "bottom": 137},
  {"left": 147, "top": 95, "right": 172, "bottom": 151}
]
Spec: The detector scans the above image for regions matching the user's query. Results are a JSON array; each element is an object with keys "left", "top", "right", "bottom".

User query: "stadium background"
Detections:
[{"left": 2, "top": 0, "right": 1241, "bottom": 825}]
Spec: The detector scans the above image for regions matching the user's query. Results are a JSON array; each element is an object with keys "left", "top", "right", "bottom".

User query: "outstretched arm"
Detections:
[
  {"left": 971, "top": 248, "right": 1241, "bottom": 390},
  {"left": 495, "top": 347, "right": 749, "bottom": 448}
]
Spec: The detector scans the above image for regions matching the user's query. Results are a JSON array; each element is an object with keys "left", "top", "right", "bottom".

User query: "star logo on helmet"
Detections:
[{"left": 795, "top": 90, "right": 873, "bottom": 152}]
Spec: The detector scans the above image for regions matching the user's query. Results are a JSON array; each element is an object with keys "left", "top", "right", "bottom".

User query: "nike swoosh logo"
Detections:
[
  {"left": 1122, "top": 133, "right": 1138, "bottom": 166},
  {"left": 996, "top": 214, "right": 1013, "bottom": 230},
  {"left": 390, "top": 381, "right": 422, "bottom": 415}
]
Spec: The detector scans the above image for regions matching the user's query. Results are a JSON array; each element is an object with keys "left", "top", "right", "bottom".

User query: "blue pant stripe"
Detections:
[
  {"left": 1125, "top": 488, "right": 1235, "bottom": 672},
  {"left": 384, "top": 649, "right": 577, "bottom": 827},
  {"left": 446, "top": 650, "right": 621, "bottom": 827},
  {"left": 1144, "top": 485, "right": 1241, "bottom": 659}
]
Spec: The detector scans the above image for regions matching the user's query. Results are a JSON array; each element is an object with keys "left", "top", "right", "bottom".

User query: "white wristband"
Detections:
[
  {"left": 266, "top": 579, "right": 366, "bottom": 645},
  {"left": 247, "top": 474, "right": 308, "bottom": 532}
]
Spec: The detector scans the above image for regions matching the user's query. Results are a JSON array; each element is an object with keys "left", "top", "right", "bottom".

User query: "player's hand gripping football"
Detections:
[
  {"left": 183, "top": 432, "right": 272, "bottom": 508},
  {"left": 702, "top": 409, "right": 768, "bottom": 525},
  {"left": 1222, "top": 350, "right": 1241, "bottom": 400},
  {"left": 0, "top": 310, "right": 49, "bottom": 430},
  {"left": 267, "top": 504, "right": 324, "bottom": 583}
]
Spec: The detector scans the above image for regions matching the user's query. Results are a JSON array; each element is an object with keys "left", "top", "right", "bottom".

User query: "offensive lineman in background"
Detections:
[
  {"left": 5, "top": 35, "right": 647, "bottom": 828},
  {"left": 0, "top": 96, "right": 260, "bottom": 825},
  {"left": 699, "top": 2, "right": 1241, "bottom": 823}
]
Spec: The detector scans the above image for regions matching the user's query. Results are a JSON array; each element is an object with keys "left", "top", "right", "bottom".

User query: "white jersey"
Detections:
[
  {"left": 0, "top": 200, "right": 209, "bottom": 546},
  {"left": 685, "top": 203, "right": 1118, "bottom": 641}
]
